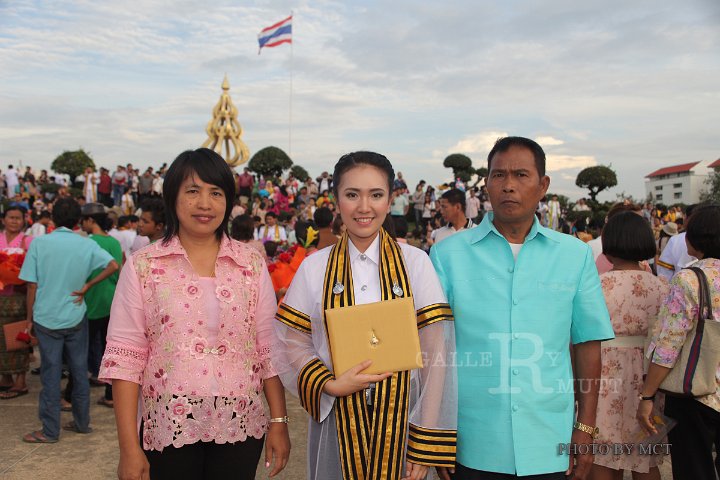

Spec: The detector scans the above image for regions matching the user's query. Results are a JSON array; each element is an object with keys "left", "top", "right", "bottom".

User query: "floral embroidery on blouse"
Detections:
[
  {"left": 647, "top": 258, "right": 720, "bottom": 412},
  {"left": 99, "top": 236, "right": 278, "bottom": 451}
]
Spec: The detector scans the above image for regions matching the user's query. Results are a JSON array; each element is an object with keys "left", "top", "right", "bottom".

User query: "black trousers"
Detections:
[
  {"left": 665, "top": 395, "right": 720, "bottom": 480},
  {"left": 144, "top": 437, "right": 264, "bottom": 480},
  {"left": 454, "top": 464, "right": 566, "bottom": 480}
]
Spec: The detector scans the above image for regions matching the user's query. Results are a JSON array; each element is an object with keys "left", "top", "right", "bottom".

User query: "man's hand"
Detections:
[
  {"left": 565, "top": 429, "right": 594, "bottom": 480},
  {"left": 71, "top": 283, "right": 90, "bottom": 304},
  {"left": 324, "top": 360, "right": 392, "bottom": 397},
  {"left": 436, "top": 466, "right": 455, "bottom": 480}
]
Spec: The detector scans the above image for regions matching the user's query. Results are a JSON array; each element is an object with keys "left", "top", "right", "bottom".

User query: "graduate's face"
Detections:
[{"left": 336, "top": 164, "right": 391, "bottom": 248}]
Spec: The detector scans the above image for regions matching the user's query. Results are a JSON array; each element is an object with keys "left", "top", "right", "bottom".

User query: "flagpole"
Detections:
[{"left": 288, "top": 11, "right": 294, "bottom": 158}]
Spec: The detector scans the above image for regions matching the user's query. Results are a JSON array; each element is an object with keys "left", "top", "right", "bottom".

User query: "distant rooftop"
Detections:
[
  {"left": 708, "top": 158, "right": 720, "bottom": 169},
  {"left": 646, "top": 162, "right": 700, "bottom": 178}
]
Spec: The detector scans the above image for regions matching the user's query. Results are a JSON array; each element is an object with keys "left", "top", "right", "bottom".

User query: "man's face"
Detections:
[
  {"left": 266, "top": 215, "right": 276, "bottom": 226},
  {"left": 438, "top": 198, "right": 459, "bottom": 222},
  {"left": 486, "top": 146, "right": 549, "bottom": 226}
]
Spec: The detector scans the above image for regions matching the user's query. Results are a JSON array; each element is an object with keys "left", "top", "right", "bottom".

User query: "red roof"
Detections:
[
  {"left": 709, "top": 158, "right": 720, "bottom": 169},
  {"left": 646, "top": 162, "right": 700, "bottom": 178}
]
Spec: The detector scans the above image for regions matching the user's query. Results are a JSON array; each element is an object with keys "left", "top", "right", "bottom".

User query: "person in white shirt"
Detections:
[
  {"left": 5, "top": 165, "right": 19, "bottom": 197},
  {"left": 273, "top": 151, "right": 457, "bottom": 480},
  {"left": 656, "top": 204, "right": 698, "bottom": 281},
  {"left": 81, "top": 166, "right": 99, "bottom": 203},
  {"left": 120, "top": 187, "right": 135, "bottom": 216},
  {"left": 151, "top": 174, "right": 163, "bottom": 197},
  {"left": 465, "top": 188, "right": 481, "bottom": 223},
  {"left": 109, "top": 216, "right": 139, "bottom": 256},
  {"left": 27, "top": 211, "right": 51, "bottom": 237},
  {"left": 430, "top": 188, "right": 476, "bottom": 246},
  {"left": 548, "top": 195, "right": 562, "bottom": 231},
  {"left": 254, "top": 212, "right": 287, "bottom": 243}
]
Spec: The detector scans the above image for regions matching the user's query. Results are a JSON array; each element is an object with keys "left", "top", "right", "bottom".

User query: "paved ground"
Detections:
[
  {"left": 0, "top": 361, "right": 308, "bottom": 480},
  {"left": 1, "top": 360, "right": 674, "bottom": 479}
]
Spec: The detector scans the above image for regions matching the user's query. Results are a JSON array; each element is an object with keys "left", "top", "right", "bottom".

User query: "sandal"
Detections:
[
  {"left": 97, "top": 397, "right": 114, "bottom": 408},
  {"left": 22, "top": 430, "right": 58, "bottom": 444},
  {"left": 62, "top": 421, "right": 92, "bottom": 434},
  {"left": 60, "top": 400, "right": 72, "bottom": 412},
  {"left": 0, "top": 388, "right": 29, "bottom": 399}
]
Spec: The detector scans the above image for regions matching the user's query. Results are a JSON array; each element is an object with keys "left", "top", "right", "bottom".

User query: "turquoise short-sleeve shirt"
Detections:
[
  {"left": 20, "top": 227, "right": 114, "bottom": 329},
  {"left": 430, "top": 213, "right": 613, "bottom": 476}
]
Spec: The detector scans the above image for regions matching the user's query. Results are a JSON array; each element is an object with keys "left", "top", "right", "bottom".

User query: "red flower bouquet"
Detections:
[{"left": 0, "top": 251, "right": 26, "bottom": 289}]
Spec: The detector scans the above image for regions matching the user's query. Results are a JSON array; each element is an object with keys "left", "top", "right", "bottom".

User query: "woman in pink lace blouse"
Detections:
[{"left": 100, "top": 149, "right": 290, "bottom": 480}]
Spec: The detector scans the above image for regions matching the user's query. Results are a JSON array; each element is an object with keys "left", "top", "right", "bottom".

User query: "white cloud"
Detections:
[
  {"left": 445, "top": 131, "right": 509, "bottom": 157},
  {"left": 535, "top": 136, "right": 565, "bottom": 146},
  {"left": 546, "top": 155, "right": 597, "bottom": 172}
]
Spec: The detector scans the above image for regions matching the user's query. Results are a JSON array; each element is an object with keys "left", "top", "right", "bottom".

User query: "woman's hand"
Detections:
[
  {"left": 265, "top": 423, "right": 290, "bottom": 477},
  {"left": 324, "top": 360, "right": 393, "bottom": 397},
  {"left": 117, "top": 446, "right": 150, "bottom": 480},
  {"left": 401, "top": 461, "right": 428, "bottom": 480},
  {"left": 636, "top": 399, "right": 657, "bottom": 435}
]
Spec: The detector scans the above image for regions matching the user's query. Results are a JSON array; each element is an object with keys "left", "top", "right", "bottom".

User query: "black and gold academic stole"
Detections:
[{"left": 323, "top": 229, "right": 413, "bottom": 480}]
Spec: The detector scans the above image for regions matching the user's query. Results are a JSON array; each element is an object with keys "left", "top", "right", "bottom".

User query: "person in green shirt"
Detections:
[{"left": 64, "top": 203, "right": 123, "bottom": 408}]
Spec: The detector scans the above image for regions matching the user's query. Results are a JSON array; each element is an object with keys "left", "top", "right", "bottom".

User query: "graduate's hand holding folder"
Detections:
[{"left": 324, "top": 297, "right": 423, "bottom": 397}]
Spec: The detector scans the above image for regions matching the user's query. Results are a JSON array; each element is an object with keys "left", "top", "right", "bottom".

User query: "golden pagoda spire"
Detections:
[{"left": 201, "top": 75, "right": 250, "bottom": 167}]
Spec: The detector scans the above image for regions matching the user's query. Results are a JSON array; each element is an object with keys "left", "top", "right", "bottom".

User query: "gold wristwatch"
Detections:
[{"left": 573, "top": 421, "right": 599, "bottom": 439}]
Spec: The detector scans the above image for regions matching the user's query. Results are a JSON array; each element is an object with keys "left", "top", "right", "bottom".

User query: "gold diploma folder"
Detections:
[{"left": 325, "top": 297, "right": 423, "bottom": 376}]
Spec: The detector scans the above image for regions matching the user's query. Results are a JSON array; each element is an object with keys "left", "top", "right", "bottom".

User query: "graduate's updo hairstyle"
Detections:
[{"left": 332, "top": 151, "right": 395, "bottom": 198}]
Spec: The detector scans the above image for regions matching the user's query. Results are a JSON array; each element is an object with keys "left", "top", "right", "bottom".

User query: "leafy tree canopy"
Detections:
[
  {"left": 701, "top": 170, "right": 720, "bottom": 203},
  {"left": 443, "top": 153, "right": 472, "bottom": 171},
  {"left": 248, "top": 146, "right": 293, "bottom": 180},
  {"left": 289, "top": 165, "right": 310, "bottom": 182},
  {"left": 575, "top": 165, "right": 618, "bottom": 202},
  {"left": 51, "top": 148, "right": 95, "bottom": 185}
]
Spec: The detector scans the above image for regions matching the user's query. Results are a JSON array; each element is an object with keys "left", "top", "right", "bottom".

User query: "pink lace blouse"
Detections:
[{"left": 99, "top": 236, "right": 278, "bottom": 451}]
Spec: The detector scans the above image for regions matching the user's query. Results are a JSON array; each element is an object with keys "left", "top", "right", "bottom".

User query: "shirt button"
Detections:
[
  {"left": 513, "top": 333, "right": 520, "bottom": 340},
  {"left": 360, "top": 254, "right": 367, "bottom": 261},
  {"left": 361, "top": 285, "right": 368, "bottom": 292},
  {"left": 508, "top": 267, "right": 514, "bottom": 273},
  {"left": 512, "top": 369, "right": 519, "bottom": 375},
  {"left": 512, "top": 405, "right": 519, "bottom": 412},
  {"left": 512, "top": 299, "right": 519, "bottom": 305}
]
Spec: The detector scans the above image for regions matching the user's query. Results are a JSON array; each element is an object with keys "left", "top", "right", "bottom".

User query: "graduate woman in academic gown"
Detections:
[{"left": 274, "top": 152, "right": 457, "bottom": 480}]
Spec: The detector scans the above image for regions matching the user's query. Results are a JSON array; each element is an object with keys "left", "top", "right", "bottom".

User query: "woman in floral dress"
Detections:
[
  {"left": 100, "top": 149, "right": 289, "bottom": 480},
  {"left": 591, "top": 211, "right": 669, "bottom": 480}
]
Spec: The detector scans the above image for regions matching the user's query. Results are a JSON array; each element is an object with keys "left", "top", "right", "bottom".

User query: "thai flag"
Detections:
[{"left": 258, "top": 15, "right": 292, "bottom": 53}]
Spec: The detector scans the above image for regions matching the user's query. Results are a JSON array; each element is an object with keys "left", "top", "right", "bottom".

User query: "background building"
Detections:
[{"left": 645, "top": 161, "right": 712, "bottom": 204}]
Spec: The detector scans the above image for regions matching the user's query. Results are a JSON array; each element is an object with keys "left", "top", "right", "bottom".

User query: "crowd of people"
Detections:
[{"left": 0, "top": 137, "right": 717, "bottom": 480}]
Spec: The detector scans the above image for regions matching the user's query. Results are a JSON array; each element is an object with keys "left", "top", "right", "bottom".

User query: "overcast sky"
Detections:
[{"left": 1, "top": 0, "right": 718, "bottom": 201}]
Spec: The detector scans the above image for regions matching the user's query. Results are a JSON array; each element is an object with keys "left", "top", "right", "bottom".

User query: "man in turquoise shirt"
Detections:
[
  {"left": 431, "top": 137, "right": 613, "bottom": 479},
  {"left": 19, "top": 198, "right": 118, "bottom": 444}
]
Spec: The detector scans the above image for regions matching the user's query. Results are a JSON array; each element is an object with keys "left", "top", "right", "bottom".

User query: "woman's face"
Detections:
[
  {"left": 176, "top": 173, "right": 226, "bottom": 240},
  {"left": 336, "top": 164, "right": 391, "bottom": 246},
  {"left": 3, "top": 210, "right": 24, "bottom": 234}
]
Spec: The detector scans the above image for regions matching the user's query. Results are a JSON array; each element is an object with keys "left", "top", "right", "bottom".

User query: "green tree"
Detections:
[
  {"left": 289, "top": 165, "right": 310, "bottom": 182},
  {"left": 701, "top": 170, "right": 720, "bottom": 203},
  {"left": 575, "top": 165, "right": 618, "bottom": 203},
  {"left": 248, "top": 146, "right": 293, "bottom": 181},
  {"left": 51, "top": 149, "right": 96, "bottom": 185},
  {"left": 444, "top": 153, "right": 480, "bottom": 187}
]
